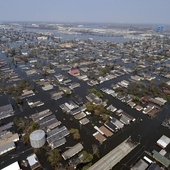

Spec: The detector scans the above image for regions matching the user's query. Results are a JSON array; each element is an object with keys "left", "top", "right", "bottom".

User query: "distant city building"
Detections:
[{"left": 156, "top": 26, "right": 164, "bottom": 33}]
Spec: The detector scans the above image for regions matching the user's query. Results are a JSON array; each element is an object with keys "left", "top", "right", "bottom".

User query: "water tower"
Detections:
[{"left": 30, "top": 129, "right": 46, "bottom": 148}]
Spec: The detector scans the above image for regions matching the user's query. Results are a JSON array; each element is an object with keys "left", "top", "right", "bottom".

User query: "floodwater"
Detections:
[
  {"left": 0, "top": 45, "right": 170, "bottom": 170},
  {"left": 25, "top": 27, "right": 133, "bottom": 43}
]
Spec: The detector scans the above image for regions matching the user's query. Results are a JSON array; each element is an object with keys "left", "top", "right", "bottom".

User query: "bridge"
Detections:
[{"left": 88, "top": 137, "right": 138, "bottom": 170}]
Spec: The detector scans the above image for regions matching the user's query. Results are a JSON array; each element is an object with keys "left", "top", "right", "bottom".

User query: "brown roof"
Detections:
[
  {"left": 93, "top": 132, "right": 106, "bottom": 143},
  {"left": 99, "top": 126, "right": 113, "bottom": 137},
  {"left": 163, "top": 89, "right": 170, "bottom": 95},
  {"left": 135, "top": 105, "right": 143, "bottom": 111}
]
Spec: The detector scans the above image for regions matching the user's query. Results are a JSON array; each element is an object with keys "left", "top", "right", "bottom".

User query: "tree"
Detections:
[
  {"left": 14, "top": 117, "right": 39, "bottom": 144},
  {"left": 81, "top": 151, "right": 93, "bottom": 163},
  {"left": 70, "top": 128, "right": 81, "bottom": 140},
  {"left": 87, "top": 88, "right": 103, "bottom": 98},
  {"left": 73, "top": 132, "right": 81, "bottom": 140},
  {"left": 47, "top": 148, "right": 61, "bottom": 168},
  {"left": 86, "top": 102, "right": 95, "bottom": 113}
]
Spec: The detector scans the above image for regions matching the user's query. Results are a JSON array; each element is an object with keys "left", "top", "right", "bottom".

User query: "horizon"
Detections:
[
  {"left": 1, "top": 0, "right": 170, "bottom": 25},
  {"left": 1, "top": 21, "right": 170, "bottom": 27}
]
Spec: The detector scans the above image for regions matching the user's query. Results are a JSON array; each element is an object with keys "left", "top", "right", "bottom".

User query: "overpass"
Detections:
[{"left": 88, "top": 137, "right": 138, "bottom": 170}]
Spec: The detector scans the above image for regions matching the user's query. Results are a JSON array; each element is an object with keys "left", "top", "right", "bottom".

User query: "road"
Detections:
[{"left": 88, "top": 138, "right": 138, "bottom": 170}]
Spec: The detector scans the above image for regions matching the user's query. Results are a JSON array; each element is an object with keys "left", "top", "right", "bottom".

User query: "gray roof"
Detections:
[
  {"left": 147, "top": 163, "right": 161, "bottom": 170},
  {"left": 0, "top": 104, "right": 13, "bottom": 114},
  {"left": 0, "top": 122, "right": 14, "bottom": 131},
  {"left": 132, "top": 159, "right": 149, "bottom": 170},
  {"left": 38, "top": 115, "right": 56, "bottom": 125},
  {"left": 47, "top": 126, "right": 67, "bottom": 138},
  {"left": 40, "top": 119, "right": 60, "bottom": 130},
  {"left": 0, "top": 131, "right": 8, "bottom": 137},
  {"left": 105, "top": 121, "right": 117, "bottom": 132},
  {"left": 52, "top": 138, "right": 66, "bottom": 149},
  {"left": 0, "top": 141, "right": 15, "bottom": 155},
  {"left": 47, "top": 129, "right": 69, "bottom": 143},
  {"left": 32, "top": 111, "right": 53, "bottom": 122},
  {"left": 152, "top": 150, "right": 170, "bottom": 168},
  {"left": 62, "top": 143, "right": 83, "bottom": 160}
]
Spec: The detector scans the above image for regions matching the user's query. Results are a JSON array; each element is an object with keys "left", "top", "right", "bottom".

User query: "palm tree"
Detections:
[{"left": 17, "top": 118, "right": 28, "bottom": 131}]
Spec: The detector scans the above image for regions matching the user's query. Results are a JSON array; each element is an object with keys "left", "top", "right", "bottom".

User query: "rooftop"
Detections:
[
  {"left": 2, "top": 161, "right": 21, "bottom": 170},
  {"left": 62, "top": 143, "right": 83, "bottom": 160}
]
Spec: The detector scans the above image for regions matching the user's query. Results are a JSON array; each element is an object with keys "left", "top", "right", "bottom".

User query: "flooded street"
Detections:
[{"left": 0, "top": 48, "right": 170, "bottom": 170}]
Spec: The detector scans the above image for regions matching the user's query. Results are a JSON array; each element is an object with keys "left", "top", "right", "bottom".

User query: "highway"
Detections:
[{"left": 88, "top": 138, "right": 138, "bottom": 170}]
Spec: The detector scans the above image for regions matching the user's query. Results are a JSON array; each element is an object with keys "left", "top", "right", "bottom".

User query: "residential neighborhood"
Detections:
[{"left": 0, "top": 22, "right": 170, "bottom": 170}]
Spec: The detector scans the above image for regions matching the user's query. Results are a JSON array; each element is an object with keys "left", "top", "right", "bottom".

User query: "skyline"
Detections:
[{"left": 0, "top": 0, "right": 170, "bottom": 25}]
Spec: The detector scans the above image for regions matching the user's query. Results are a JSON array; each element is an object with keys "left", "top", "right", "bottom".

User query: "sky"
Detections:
[{"left": 0, "top": 0, "right": 170, "bottom": 24}]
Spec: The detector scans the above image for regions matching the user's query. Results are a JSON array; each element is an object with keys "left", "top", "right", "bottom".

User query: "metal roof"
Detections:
[
  {"left": 62, "top": 143, "right": 83, "bottom": 160},
  {"left": 152, "top": 150, "right": 170, "bottom": 168},
  {"left": 0, "top": 104, "right": 13, "bottom": 113},
  {"left": 2, "top": 161, "right": 20, "bottom": 170},
  {"left": 0, "top": 141, "right": 15, "bottom": 155},
  {"left": 30, "top": 130, "right": 45, "bottom": 141},
  {"left": 131, "top": 159, "right": 149, "bottom": 170}
]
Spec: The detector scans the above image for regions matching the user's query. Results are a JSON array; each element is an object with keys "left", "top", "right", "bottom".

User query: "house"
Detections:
[
  {"left": 98, "top": 126, "right": 113, "bottom": 137},
  {"left": 27, "top": 154, "right": 41, "bottom": 170},
  {"left": 149, "top": 97, "right": 167, "bottom": 106},
  {"left": 128, "top": 101, "right": 136, "bottom": 108},
  {"left": 62, "top": 143, "right": 83, "bottom": 160},
  {"left": 93, "top": 132, "right": 106, "bottom": 143},
  {"left": 79, "top": 118, "right": 90, "bottom": 125},
  {"left": 47, "top": 126, "right": 69, "bottom": 149},
  {"left": 0, "top": 104, "right": 13, "bottom": 120},
  {"left": 42, "top": 84, "right": 53, "bottom": 91},
  {"left": 69, "top": 69, "right": 80, "bottom": 76},
  {"left": 135, "top": 105, "right": 143, "bottom": 111},
  {"left": 152, "top": 150, "right": 170, "bottom": 168},
  {"left": 143, "top": 105, "right": 155, "bottom": 114},
  {"left": 107, "top": 105, "right": 117, "bottom": 112},
  {"left": 104, "top": 121, "right": 118, "bottom": 132},
  {"left": 0, "top": 142, "right": 16, "bottom": 155},
  {"left": 157, "top": 135, "right": 170, "bottom": 149},
  {"left": 2, "top": 161, "right": 21, "bottom": 170},
  {"left": 21, "top": 89, "right": 35, "bottom": 99},
  {"left": 131, "top": 159, "right": 149, "bottom": 170},
  {"left": 110, "top": 117, "right": 124, "bottom": 129}
]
